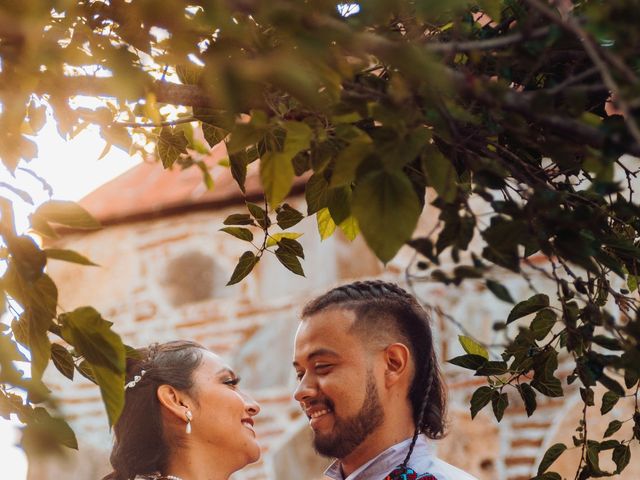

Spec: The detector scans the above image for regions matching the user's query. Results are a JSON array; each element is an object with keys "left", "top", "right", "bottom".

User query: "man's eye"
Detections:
[
  {"left": 295, "top": 371, "right": 304, "bottom": 381},
  {"left": 315, "top": 364, "right": 332, "bottom": 372}
]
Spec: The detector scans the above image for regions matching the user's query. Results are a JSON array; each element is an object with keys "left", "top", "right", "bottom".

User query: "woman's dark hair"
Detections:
[
  {"left": 102, "top": 340, "right": 206, "bottom": 480},
  {"left": 302, "top": 280, "right": 446, "bottom": 466}
]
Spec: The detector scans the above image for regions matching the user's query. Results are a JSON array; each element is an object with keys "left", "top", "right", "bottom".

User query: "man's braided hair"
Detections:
[{"left": 301, "top": 280, "right": 446, "bottom": 466}]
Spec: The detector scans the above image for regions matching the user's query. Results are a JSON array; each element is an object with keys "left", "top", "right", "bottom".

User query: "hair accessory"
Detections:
[
  {"left": 124, "top": 370, "right": 146, "bottom": 390},
  {"left": 164, "top": 476, "right": 184, "bottom": 480},
  {"left": 185, "top": 410, "right": 193, "bottom": 434}
]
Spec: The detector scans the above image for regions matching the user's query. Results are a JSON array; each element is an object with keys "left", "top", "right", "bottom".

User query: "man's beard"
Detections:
[{"left": 312, "top": 371, "right": 385, "bottom": 459}]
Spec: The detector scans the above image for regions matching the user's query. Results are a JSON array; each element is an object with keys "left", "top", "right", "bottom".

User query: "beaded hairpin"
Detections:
[{"left": 124, "top": 370, "right": 146, "bottom": 390}]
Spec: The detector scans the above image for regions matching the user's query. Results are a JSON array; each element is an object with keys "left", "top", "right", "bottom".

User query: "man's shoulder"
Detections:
[{"left": 426, "top": 458, "right": 479, "bottom": 480}]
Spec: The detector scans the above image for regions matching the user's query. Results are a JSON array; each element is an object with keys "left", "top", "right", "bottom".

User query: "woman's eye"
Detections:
[{"left": 224, "top": 377, "right": 240, "bottom": 387}]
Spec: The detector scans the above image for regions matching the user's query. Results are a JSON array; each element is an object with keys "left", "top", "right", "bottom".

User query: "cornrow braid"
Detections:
[{"left": 302, "top": 280, "right": 446, "bottom": 467}]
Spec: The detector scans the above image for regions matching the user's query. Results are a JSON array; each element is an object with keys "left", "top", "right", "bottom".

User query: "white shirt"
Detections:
[{"left": 324, "top": 435, "right": 478, "bottom": 480}]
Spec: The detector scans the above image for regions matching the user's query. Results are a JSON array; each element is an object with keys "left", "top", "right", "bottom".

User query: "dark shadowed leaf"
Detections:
[
  {"left": 246, "top": 202, "right": 271, "bottom": 229},
  {"left": 531, "top": 309, "right": 557, "bottom": 340},
  {"left": 422, "top": 146, "right": 458, "bottom": 203},
  {"left": 306, "top": 173, "right": 329, "bottom": 215},
  {"left": 517, "top": 383, "right": 537, "bottom": 416},
  {"left": 45, "top": 248, "right": 98, "bottom": 266},
  {"left": 604, "top": 420, "right": 622, "bottom": 438},
  {"left": 50, "top": 343, "right": 75, "bottom": 381},
  {"left": 220, "top": 227, "right": 254, "bottom": 242},
  {"left": 538, "top": 443, "right": 567, "bottom": 475},
  {"left": 157, "top": 127, "right": 189, "bottom": 168},
  {"left": 227, "top": 251, "right": 259, "bottom": 285},
  {"left": 600, "top": 391, "right": 620, "bottom": 414},
  {"left": 613, "top": 444, "right": 631, "bottom": 473},
  {"left": 491, "top": 391, "right": 508, "bottom": 422},
  {"left": 32, "top": 201, "right": 100, "bottom": 230},
  {"left": 223, "top": 213, "right": 255, "bottom": 226},
  {"left": 448, "top": 354, "right": 487, "bottom": 370},
  {"left": 275, "top": 247, "right": 305, "bottom": 276},
  {"left": 470, "top": 386, "right": 492, "bottom": 419},
  {"left": 507, "top": 294, "right": 549, "bottom": 324},
  {"left": 276, "top": 204, "right": 304, "bottom": 229},
  {"left": 229, "top": 151, "right": 248, "bottom": 193},
  {"left": 486, "top": 279, "right": 515, "bottom": 303}
]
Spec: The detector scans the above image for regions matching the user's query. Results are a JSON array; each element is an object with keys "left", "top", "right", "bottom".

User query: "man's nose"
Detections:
[{"left": 293, "top": 373, "right": 316, "bottom": 403}]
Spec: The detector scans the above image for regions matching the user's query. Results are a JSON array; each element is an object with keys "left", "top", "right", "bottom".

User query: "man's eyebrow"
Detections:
[{"left": 292, "top": 348, "right": 340, "bottom": 367}]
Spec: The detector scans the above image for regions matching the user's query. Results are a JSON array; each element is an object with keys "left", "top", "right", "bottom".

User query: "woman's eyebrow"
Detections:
[{"left": 216, "top": 367, "right": 236, "bottom": 377}]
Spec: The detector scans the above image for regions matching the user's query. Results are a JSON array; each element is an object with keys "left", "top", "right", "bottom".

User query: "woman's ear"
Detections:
[
  {"left": 157, "top": 385, "right": 191, "bottom": 422},
  {"left": 383, "top": 343, "right": 411, "bottom": 388}
]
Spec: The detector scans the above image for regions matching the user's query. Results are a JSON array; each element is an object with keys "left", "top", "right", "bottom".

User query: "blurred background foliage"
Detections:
[{"left": 0, "top": 1, "right": 639, "bottom": 477}]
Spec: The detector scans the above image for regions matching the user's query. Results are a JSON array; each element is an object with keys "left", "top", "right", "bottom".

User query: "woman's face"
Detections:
[{"left": 189, "top": 351, "right": 261, "bottom": 465}]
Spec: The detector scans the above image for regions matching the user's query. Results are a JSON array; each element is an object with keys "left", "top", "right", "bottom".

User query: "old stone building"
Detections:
[{"left": 28, "top": 143, "right": 639, "bottom": 479}]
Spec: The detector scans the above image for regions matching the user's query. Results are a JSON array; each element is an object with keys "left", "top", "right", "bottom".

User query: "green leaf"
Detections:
[
  {"left": 0, "top": 334, "right": 27, "bottom": 362},
  {"left": 50, "top": 343, "right": 75, "bottom": 381},
  {"left": 600, "top": 391, "right": 620, "bottom": 414},
  {"left": 612, "top": 444, "right": 630, "bottom": 473},
  {"left": 92, "top": 363, "right": 125, "bottom": 427},
  {"left": 276, "top": 204, "right": 304, "bottom": 229},
  {"left": 220, "top": 227, "right": 254, "bottom": 242},
  {"left": 603, "top": 420, "right": 622, "bottom": 438},
  {"left": 60, "top": 307, "right": 125, "bottom": 374},
  {"left": 476, "top": 361, "right": 509, "bottom": 376},
  {"left": 306, "top": 173, "right": 330, "bottom": 215},
  {"left": 470, "top": 386, "right": 492, "bottom": 419},
  {"left": 157, "top": 127, "right": 189, "bottom": 168},
  {"left": 21, "top": 408, "right": 78, "bottom": 451},
  {"left": 246, "top": 202, "right": 271, "bottom": 229},
  {"left": 223, "top": 213, "right": 255, "bottom": 226},
  {"left": 202, "top": 123, "right": 229, "bottom": 148},
  {"left": 227, "top": 251, "right": 259, "bottom": 285},
  {"left": 283, "top": 121, "right": 312, "bottom": 156},
  {"left": 327, "top": 186, "right": 352, "bottom": 225},
  {"left": 459, "top": 335, "right": 489, "bottom": 360},
  {"left": 422, "top": 146, "right": 458, "bottom": 203},
  {"left": 28, "top": 327, "right": 51, "bottom": 382},
  {"left": 507, "top": 294, "right": 550, "bottom": 324},
  {"left": 45, "top": 248, "right": 98, "bottom": 266},
  {"left": 338, "top": 216, "right": 359, "bottom": 241},
  {"left": 227, "top": 123, "right": 263, "bottom": 154},
  {"left": 275, "top": 247, "right": 305, "bottom": 276},
  {"left": 330, "top": 131, "right": 373, "bottom": 188},
  {"left": 485, "top": 279, "right": 515, "bottom": 303},
  {"left": 266, "top": 232, "right": 302, "bottom": 248},
  {"left": 352, "top": 170, "right": 421, "bottom": 263},
  {"left": 32, "top": 200, "right": 100, "bottom": 230},
  {"left": 76, "top": 360, "right": 97, "bottom": 384},
  {"left": 537, "top": 443, "right": 567, "bottom": 475},
  {"left": 260, "top": 151, "right": 295, "bottom": 207},
  {"left": 530, "top": 309, "right": 557, "bottom": 340},
  {"left": 278, "top": 237, "right": 305, "bottom": 258},
  {"left": 229, "top": 151, "right": 248, "bottom": 193},
  {"left": 491, "top": 391, "right": 509, "bottom": 422},
  {"left": 448, "top": 354, "right": 487, "bottom": 370},
  {"left": 316, "top": 207, "right": 336, "bottom": 240},
  {"left": 517, "top": 383, "right": 537, "bottom": 417},
  {"left": 176, "top": 64, "right": 202, "bottom": 85},
  {"left": 8, "top": 235, "right": 46, "bottom": 282}
]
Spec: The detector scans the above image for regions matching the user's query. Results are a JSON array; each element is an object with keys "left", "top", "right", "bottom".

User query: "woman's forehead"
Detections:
[{"left": 199, "top": 350, "right": 232, "bottom": 374}]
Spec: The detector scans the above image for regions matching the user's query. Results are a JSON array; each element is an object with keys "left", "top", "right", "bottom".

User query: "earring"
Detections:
[{"left": 185, "top": 410, "right": 193, "bottom": 434}]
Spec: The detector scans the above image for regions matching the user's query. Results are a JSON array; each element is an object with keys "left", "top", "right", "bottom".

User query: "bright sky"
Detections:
[{"left": 0, "top": 116, "right": 141, "bottom": 479}]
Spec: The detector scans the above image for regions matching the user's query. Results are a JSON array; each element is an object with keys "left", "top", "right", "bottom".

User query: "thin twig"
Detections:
[
  {"left": 423, "top": 25, "right": 550, "bottom": 52},
  {"left": 115, "top": 117, "right": 198, "bottom": 128}
]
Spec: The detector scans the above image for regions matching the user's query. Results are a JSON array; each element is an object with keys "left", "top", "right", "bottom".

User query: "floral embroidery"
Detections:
[{"left": 384, "top": 466, "right": 437, "bottom": 480}]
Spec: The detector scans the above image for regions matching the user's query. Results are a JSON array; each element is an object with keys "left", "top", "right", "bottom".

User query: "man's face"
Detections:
[{"left": 293, "top": 308, "right": 385, "bottom": 459}]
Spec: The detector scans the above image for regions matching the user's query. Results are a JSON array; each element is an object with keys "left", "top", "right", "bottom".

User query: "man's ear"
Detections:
[
  {"left": 157, "top": 384, "right": 191, "bottom": 422},
  {"left": 383, "top": 343, "right": 411, "bottom": 388}
]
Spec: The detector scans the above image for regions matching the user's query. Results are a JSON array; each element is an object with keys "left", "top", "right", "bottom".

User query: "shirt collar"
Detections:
[{"left": 324, "top": 436, "right": 433, "bottom": 480}]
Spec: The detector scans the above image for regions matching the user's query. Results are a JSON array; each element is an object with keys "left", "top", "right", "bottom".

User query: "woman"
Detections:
[{"left": 102, "top": 340, "right": 261, "bottom": 480}]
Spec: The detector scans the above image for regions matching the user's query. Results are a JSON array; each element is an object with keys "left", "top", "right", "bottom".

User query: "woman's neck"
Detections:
[{"left": 163, "top": 443, "right": 237, "bottom": 480}]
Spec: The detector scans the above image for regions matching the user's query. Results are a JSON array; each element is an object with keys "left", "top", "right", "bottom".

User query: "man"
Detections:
[{"left": 293, "top": 280, "right": 478, "bottom": 480}]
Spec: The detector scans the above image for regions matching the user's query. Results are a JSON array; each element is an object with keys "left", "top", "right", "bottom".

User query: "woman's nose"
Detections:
[{"left": 244, "top": 393, "right": 261, "bottom": 416}]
